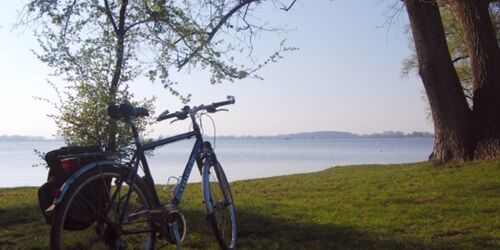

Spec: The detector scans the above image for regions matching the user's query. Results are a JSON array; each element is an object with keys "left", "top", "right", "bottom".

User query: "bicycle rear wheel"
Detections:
[
  {"left": 202, "top": 159, "right": 237, "bottom": 250},
  {"left": 50, "top": 164, "right": 156, "bottom": 250}
]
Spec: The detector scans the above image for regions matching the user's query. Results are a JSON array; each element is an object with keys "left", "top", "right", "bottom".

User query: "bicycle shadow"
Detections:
[
  {"left": 0, "top": 202, "right": 495, "bottom": 250},
  {"left": 179, "top": 206, "right": 470, "bottom": 250},
  {"left": 1, "top": 191, "right": 495, "bottom": 250}
]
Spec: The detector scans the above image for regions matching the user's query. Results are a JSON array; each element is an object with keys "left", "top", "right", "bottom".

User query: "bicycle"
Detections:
[{"left": 49, "top": 96, "right": 237, "bottom": 250}]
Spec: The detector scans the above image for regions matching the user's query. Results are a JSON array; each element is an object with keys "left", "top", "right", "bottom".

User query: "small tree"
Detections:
[
  {"left": 22, "top": 0, "right": 296, "bottom": 151},
  {"left": 38, "top": 81, "right": 154, "bottom": 149}
]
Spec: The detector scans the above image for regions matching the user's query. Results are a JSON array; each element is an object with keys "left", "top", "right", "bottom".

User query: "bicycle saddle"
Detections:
[{"left": 107, "top": 103, "right": 149, "bottom": 120}]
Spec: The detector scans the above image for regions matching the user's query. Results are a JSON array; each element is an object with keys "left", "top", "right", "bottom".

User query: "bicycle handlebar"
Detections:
[{"left": 156, "top": 96, "right": 235, "bottom": 122}]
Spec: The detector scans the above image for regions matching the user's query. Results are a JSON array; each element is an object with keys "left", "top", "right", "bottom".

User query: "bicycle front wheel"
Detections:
[
  {"left": 50, "top": 164, "right": 156, "bottom": 250},
  {"left": 202, "top": 159, "right": 237, "bottom": 249}
]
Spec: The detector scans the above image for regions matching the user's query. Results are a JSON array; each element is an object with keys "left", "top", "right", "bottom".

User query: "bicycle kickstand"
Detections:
[{"left": 169, "top": 221, "right": 182, "bottom": 250}]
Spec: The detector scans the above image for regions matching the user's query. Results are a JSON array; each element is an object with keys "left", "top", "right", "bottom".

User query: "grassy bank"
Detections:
[{"left": 1, "top": 161, "right": 499, "bottom": 249}]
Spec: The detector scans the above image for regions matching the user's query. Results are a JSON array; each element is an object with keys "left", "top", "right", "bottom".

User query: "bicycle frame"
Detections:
[{"left": 127, "top": 118, "right": 207, "bottom": 208}]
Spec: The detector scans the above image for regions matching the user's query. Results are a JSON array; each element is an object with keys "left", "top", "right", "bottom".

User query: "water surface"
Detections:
[{"left": 0, "top": 138, "right": 433, "bottom": 187}]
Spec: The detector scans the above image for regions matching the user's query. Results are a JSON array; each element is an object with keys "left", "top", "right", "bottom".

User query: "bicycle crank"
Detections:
[{"left": 150, "top": 204, "right": 187, "bottom": 247}]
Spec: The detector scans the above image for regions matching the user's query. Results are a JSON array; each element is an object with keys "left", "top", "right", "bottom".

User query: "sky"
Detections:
[{"left": 0, "top": 0, "right": 432, "bottom": 138}]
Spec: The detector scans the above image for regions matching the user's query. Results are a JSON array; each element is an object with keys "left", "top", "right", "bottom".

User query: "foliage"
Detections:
[
  {"left": 2, "top": 161, "right": 499, "bottom": 249},
  {"left": 21, "top": 0, "right": 296, "bottom": 151},
  {"left": 36, "top": 81, "right": 155, "bottom": 149},
  {"left": 22, "top": 0, "right": 295, "bottom": 89}
]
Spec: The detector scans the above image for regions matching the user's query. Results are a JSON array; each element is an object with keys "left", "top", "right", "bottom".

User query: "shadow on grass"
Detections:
[
  {"left": 175, "top": 206, "right": 438, "bottom": 250},
  {"left": 1, "top": 203, "right": 497, "bottom": 249},
  {"left": 0, "top": 204, "right": 49, "bottom": 249},
  {"left": 235, "top": 208, "right": 435, "bottom": 250},
  {"left": 181, "top": 206, "right": 498, "bottom": 250},
  {"left": 0, "top": 204, "right": 45, "bottom": 228}
]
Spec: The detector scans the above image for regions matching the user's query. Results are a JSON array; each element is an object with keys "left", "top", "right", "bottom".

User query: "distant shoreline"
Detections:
[
  {"left": 0, "top": 135, "right": 55, "bottom": 142},
  {"left": 0, "top": 131, "right": 434, "bottom": 142},
  {"left": 216, "top": 131, "right": 434, "bottom": 140}
]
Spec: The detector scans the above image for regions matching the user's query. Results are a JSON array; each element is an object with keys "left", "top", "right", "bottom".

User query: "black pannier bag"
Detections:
[{"left": 38, "top": 145, "right": 113, "bottom": 230}]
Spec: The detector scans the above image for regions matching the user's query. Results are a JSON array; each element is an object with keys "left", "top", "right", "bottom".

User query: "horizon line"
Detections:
[{"left": 0, "top": 130, "right": 434, "bottom": 141}]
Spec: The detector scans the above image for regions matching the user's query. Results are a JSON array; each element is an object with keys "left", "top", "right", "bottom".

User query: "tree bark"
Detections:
[
  {"left": 404, "top": 0, "right": 473, "bottom": 162},
  {"left": 447, "top": 0, "right": 500, "bottom": 159}
]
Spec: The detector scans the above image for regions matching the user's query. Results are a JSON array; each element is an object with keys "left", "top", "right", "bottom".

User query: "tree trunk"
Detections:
[
  {"left": 404, "top": 0, "right": 473, "bottom": 163},
  {"left": 447, "top": 0, "right": 500, "bottom": 159},
  {"left": 106, "top": 0, "right": 129, "bottom": 152}
]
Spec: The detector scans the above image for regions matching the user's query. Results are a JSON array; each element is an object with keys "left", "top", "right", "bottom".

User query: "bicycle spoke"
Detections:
[
  {"left": 97, "top": 167, "right": 112, "bottom": 207},
  {"left": 52, "top": 167, "right": 154, "bottom": 249},
  {"left": 103, "top": 177, "right": 123, "bottom": 222},
  {"left": 220, "top": 212, "right": 226, "bottom": 240},
  {"left": 75, "top": 192, "right": 100, "bottom": 217},
  {"left": 204, "top": 161, "right": 237, "bottom": 249}
]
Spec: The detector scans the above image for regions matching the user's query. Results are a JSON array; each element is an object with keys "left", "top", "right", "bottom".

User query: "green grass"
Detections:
[{"left": 1, "top": 161, "right": 499, "bottom": 249}]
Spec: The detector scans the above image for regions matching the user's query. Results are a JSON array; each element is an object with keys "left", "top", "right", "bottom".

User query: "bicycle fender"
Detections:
[{"left": 53, "top": 160, "right": 120, "bottom": 205}]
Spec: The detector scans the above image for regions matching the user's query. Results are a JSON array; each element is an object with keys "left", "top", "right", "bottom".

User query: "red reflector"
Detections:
[
  {"left": 51, "top": 188, "right": 60, "bottom": 198},
  {"left": 61, "top": 157, "right": 79, "bottom": 172}
]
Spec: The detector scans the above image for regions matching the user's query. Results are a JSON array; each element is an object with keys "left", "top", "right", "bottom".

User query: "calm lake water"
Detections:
[{"left": 0, "top": 138, "right": 434, "bottom": 188}]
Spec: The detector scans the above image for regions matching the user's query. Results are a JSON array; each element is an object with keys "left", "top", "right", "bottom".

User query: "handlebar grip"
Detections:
[
  {"left": 157, "top": 112, "right": 180, "bottom": 122},
  {"left": 157, "top": 97, "right": 234, "bottom": 122},
  {"left": 166, "top": 113, "right": 180, "bottom": 119},
  {"left": 166, "top": 111, "right": 188, "bottom": 120},
  {"left": 213, "top": 100, "right": 231, "bottom": 107},
  {"left": 157, "top": 108, "right": 189, "bottom": 122},
  {"left": 213, "top": 96, "right": 236, "bottom": 108},
  {"left": 157, "top": 110, "right": 178, "bottom": 121},
  {"left": 157, "top": 110, "right": 168, "bottom": 122}
]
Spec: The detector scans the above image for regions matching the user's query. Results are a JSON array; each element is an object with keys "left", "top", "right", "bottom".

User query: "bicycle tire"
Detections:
[
  {"left": 50, "top": 164, "right": 156, "bottom": 250},
  {"left": 202, "top": 159, "right": 237, "bottom": 250}
]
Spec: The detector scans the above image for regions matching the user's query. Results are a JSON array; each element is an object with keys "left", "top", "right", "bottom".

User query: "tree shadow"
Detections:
[
  {"left": 180, "top": 206, "right": 498, "bottom": 250},
  {"left": 0, "top": 204, "right": 49, "bottom": 249},
  {"left": 0, "top": 204, "right": 45, "bottom": 228},
  {"left": 235, "top": 207, "right": 435, "bottom": 250},
  {"left": 1, "top": 202, "right": 498, "bottom": 249}
]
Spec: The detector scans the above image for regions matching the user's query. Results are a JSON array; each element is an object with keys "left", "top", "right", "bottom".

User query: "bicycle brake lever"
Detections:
[
  {"left": 170, "top": 119, "right": 180, "bottom": 124},
  {"left": 215, "top": 109, "right": 229, "bottom": 112}
]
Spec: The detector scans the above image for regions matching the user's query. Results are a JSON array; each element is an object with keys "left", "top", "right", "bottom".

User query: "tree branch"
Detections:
[
  {"left": 125, "top": 19, "right": 151, "bottom": 32},
  {"left": 177, "top": 0, "right": 259, "bottom": 69},
  {"left": 62, "top": 0, "right": 77, "bottom": 38},
  {"left": 280, "top": 0, "right": 297, "bottom": 11},
  {"left": 104, "top": 0, "right": 119, "bottom": 34}
]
